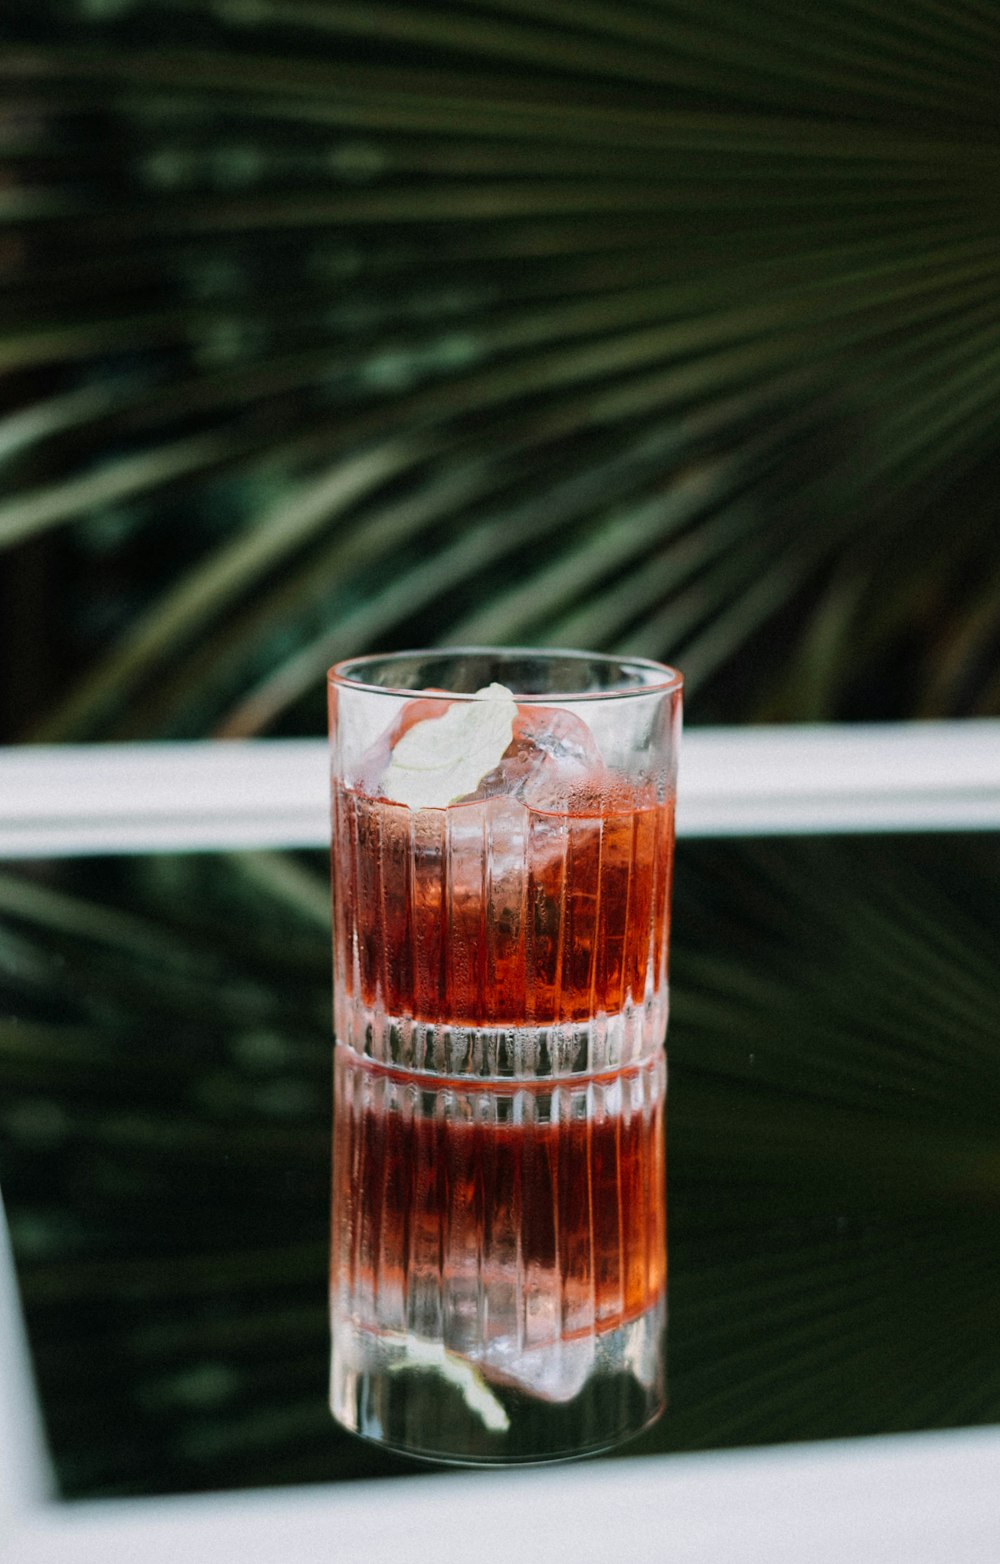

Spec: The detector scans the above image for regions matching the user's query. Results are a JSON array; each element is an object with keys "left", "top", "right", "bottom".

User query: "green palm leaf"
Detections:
[{"left": 3, "top": 0, "right": 1000, "bottom": 736}]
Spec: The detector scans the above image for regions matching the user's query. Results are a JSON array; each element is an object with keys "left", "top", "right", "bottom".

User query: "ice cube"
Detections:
[
  {"left": 477, "top": 1334, "right": 596, "bottom": 1403},
  {"left": 469, "top": 705, "right": 609, "bottom": 812}
]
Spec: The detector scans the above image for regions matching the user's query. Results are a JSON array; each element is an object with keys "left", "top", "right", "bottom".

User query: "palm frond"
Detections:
[{"left": 3, "top": 0, "right": 1000, "bottom": 734}]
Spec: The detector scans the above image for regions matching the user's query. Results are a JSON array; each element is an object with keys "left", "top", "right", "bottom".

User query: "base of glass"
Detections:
[
  {"left": 334, "top": 989, "right": 669, "bottom": 1076},
  {"left": 330, "top": 1294, "right": 666, "bottom": 1466}
]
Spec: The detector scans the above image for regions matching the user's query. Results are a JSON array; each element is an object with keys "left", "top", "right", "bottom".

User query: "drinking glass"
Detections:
[{"left": 328, "top": 648, "right": 682, "bottom": 1463}]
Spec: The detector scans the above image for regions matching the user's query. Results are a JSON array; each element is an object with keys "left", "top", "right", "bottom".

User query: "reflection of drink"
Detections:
[
  {"left": 329, "top": 652, "right": 681, "bottom": 1462},
  {"left": 332, "top": 1047, "right": 666, "bottom": 1378}
]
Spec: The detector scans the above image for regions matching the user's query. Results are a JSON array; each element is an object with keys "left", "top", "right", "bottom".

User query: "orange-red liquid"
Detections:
[
  {"left": 333, "top": 786, "right": 675, "bottom": 1027},
  {"left": 332, "top": 1051, "right": 666, "bottom": 1346}
]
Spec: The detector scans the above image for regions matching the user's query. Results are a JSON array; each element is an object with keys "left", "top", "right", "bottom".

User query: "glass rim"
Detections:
[{"left": 328, "top": 646, "right": 683, "bottom": 703}]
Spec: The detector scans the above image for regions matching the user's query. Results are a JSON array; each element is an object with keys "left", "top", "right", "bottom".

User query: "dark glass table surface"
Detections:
[{"left": 0, "top": 833, "right": 997, "bottom": 1498}]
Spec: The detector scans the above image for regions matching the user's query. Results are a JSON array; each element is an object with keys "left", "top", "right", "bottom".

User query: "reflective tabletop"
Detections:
[{"left": 0, "top": 832, "right": 997, "bottom": 1496}]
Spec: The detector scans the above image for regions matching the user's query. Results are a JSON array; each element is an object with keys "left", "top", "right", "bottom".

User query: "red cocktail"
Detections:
[{"left": 329, "top": 650, "right": 681, "bottom": 1462}]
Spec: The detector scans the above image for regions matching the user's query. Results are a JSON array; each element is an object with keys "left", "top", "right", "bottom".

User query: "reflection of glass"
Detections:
[{"left": 328, "top": 649, "right": 682, "bottom": 1463}]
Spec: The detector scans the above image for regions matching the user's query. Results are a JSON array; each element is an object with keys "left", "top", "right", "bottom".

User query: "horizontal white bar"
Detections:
[
  {"left": 8, "top": 1426, "right": 1000, "bottom": 1564},
  {"left": 0, "top": 722, "right": 998, "bottom": 857},
  {"left": 678, "top": 719, "right": 1000, "bottom": 835},
  {"left": 0, "top": 739, "right": 326, "bottom": 859}
]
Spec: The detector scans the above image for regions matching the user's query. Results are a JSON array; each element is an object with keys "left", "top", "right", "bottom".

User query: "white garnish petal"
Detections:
[
  {"left": 387, "top": 1338, "right": 510, "bottom": 1431},
  {"left": 381, "top": 682, "right": 517, "bottom": 809}
]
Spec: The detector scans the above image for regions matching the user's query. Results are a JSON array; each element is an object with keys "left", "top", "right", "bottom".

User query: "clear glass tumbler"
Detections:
[{"left": 328, "top": 648, "right": 682, "bottom": 1463}]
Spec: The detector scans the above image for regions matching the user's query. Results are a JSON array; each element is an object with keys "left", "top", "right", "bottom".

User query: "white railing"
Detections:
[
  {"left": 1, "top": 722, "right": 999, "bottom": 1561},
  {"left": 2, "top": 720, "right": 999, "bottom": 857}
]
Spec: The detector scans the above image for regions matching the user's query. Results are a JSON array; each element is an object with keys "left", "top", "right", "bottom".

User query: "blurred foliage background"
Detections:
[
  {"left": 2, "top": 0, "right": 1000, "bottom": 740},
  {"left": 1, "top": 0, "right": 999, "bottom": 1504}
]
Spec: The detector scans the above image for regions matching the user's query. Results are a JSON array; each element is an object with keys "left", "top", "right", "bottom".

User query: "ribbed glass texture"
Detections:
[
  {"left": 332, "top": 786, "right": 674, "bottom": 1075},
  {"left": 332, "top": 1046, "right": 666, "bottom": 1373}
]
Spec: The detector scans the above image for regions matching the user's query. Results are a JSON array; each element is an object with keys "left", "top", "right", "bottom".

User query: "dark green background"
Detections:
[{"left": 2, "top": 0, "right": 1000, "bottom": 739}]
